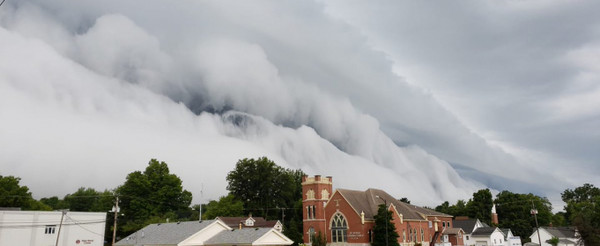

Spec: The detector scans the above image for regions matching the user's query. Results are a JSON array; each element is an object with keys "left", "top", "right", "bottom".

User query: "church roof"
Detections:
[{"left": 335, "top": 188, "right": 449, "bottom": 221}]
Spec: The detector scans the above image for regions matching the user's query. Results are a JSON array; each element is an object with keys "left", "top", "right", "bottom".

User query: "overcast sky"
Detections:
[{"left": 1, "top": 0, "right": 598, "bottom": 210}]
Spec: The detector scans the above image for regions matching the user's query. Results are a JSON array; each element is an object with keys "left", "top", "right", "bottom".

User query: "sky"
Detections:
[{"left": 1, "top": 0, "right": 598, "bottom": 210}]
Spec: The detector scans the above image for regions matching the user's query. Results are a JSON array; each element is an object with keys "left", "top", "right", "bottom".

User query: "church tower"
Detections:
[{"left": 302, "top": 175, "right": 333, "bottom": 244}]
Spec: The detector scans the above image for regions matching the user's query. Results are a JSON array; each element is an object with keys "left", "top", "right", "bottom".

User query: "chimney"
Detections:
[
  {"left": 239, "top": 222, "right": 242, "bottom": 230},
  {"left": 315, "top": 175, "right": 321, "bottom": 181},
  {"left": 326, "top": 176, "right": 332, "bottom": 183}
]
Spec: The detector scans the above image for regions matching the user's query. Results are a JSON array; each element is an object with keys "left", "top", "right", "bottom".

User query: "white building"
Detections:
[
  {"left": 115, "top": 219, "right": 294, "bottom": 246},
  {"left": 500, "top": 229, "right": 521, "bottom": 246},
  {"left": 0, "top": 210, "right": 107, "bottom": 246},
  {"left": 529, "top": 227, "right": 581, "bottom": 246},
  {"left": 471, "top": 227, "right": 506, "bottom": 246}
]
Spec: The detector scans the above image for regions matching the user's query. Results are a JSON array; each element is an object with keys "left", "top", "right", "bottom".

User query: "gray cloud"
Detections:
[{"left": 1, "top": 0, "right": 596, "bottom": 209}]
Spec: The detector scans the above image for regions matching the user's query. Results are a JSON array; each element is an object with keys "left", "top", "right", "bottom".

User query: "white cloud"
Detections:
[{"left": 2, "top": 0, "right": 598, "bottom": 211}]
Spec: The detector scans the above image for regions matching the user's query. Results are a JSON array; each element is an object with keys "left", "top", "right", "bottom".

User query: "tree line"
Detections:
[
  {"left": 434, "top": 186, "right": 600, "bottom": 244},
  {"left": 2, "top": 158, "right": 599, "bottom": 245},
  {"left": 0, "top": 157, "right": 304, "bottom": 245}
]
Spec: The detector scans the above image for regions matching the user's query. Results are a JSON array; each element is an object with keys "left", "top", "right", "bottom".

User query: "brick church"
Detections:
[{"left": 302, "top": 175, "right": 464, "bottom": 246}]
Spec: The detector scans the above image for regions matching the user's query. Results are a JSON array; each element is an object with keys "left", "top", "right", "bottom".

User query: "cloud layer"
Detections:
[{"left": 1, "top": 0, "right": 597, "bottom": 208}]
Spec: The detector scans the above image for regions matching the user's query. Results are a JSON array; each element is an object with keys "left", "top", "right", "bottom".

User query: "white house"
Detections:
[
  {"left": 471, "top": 227, "right": 506, "bottom": 246},
  {"left": 500, "top": 228, "right": 521, "bottom": 246},
  {"left": 529, "top": 227, "right": 581, "bottom": 246},
  {"left": 453, "top": 218, "right": 488, "bottom": 246},
  {"left": 0, "top": 210, "right": 106, "bottom": 246},
  {"left": 115, "top": 219, "right": 294, "bottom": 246}
]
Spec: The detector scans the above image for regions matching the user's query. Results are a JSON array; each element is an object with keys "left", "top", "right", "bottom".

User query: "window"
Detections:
[
  {"left": 403, "top": 229, "right": 406, "bottom": 242},
  {"left": 421, "top": 228, "right": 424, "bottom": 242},
  {"left": 308, "top": 227, "right": 315, "bottom": 243},
  {"left": 368, "top": 229, "right": 373, "bottom": 243},
  {"left": 245, "top": 218, "right": 254, "bottom": 226},
  {"left": 307, "top": 189, "right": 315, "bottom": 200},
  {"left": 307, "top": 206, "right": 311, "bottom": 219},
  {"left": 312, "top": 205, "right": 316, "bottom": 219},
  {"left": 466, "top": 235, "right": 469, "bottom": 240},
  {"left": 45, "top": 225, "right": 56, "bottom": 234},
  {"left": 331, "top": 213, "right": 348, "bottom": 243},
  {"left": 321, "top": 189, "right": 330, "bottom": 200}
]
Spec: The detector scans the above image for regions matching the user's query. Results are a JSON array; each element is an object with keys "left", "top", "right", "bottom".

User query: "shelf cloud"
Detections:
[{"left": 1, "top": 0, "right": 598, "bottom": 208}]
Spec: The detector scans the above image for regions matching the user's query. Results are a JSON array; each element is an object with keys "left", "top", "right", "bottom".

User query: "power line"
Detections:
[{"left": 0, "top": 0, "right": 6, "bottom": 7}]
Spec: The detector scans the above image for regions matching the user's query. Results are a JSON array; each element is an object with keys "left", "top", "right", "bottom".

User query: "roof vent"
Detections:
[
  {"left": 255, "top": 228, "right": 259, "bottom": 230},
  {"left": 177, "top": 221, "right": 181, "bottom": 224}
]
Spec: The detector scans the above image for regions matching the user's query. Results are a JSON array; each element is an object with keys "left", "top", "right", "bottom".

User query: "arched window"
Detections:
[
  {"left": 402, "top": 229, "right": 406, "bottom": 242},
  {"left": 331, "top": 213, "right": 348, "bottom": 243},
  {"left": 308, "top": 227, "right": 315, "bottom": 243},
  {"left": 412, "top": 228, "right": 417, "bottom": 242}
]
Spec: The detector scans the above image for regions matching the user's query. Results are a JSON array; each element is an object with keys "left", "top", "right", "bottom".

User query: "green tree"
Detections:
[
  {"left": 63, "top": 187, "right": 114, "bottom": 212},
  {"left": 116, "top": 159, "right": 193, "bottom": 236},
  {"left": 372, "top": 204, "right": 400, "bottom": 246},
  {"left": 310, "top": 231, "right": 327, "bottom": 246},
  {"left": 202, "top": 194, "right": 244, "bottom": 219},
  {"left": 551, "top": 212, "right": 567, "bottom": 227},
  {"left": 494, "top": 191, "right": 552, "bottom": 239},
  {"left": 227, "top": 157, "right": 299, "bottom": 218},
  {"left": 226, "top": 157, "right": 304, "bottom": 244},
  {"left": 0, "top": 175, "right": 33, "bottom": 208},
  {"left": 466, "top": 189, "right": 493, "bottom": 224},
  {"left": 0, "top": 175, "right": 49, "bottom": 210},
  {"left": 546, "top": 237, "right": 559, "bottom": 246},
  {"left": 40, "top": 196, "right": 68, "bottom": 210},
  {"left": 399, "top": 197, "right": 410, "bottom": 204},
  {"left": 562, "top": 184, "right": 600, "bottom": 245}
]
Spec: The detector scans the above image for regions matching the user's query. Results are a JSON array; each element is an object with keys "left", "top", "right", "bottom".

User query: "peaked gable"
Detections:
[{"left": 254, "top": 228, "right": 294, "bottom": 245}]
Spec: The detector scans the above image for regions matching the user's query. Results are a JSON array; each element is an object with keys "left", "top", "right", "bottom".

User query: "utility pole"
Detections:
[
  {"left": 55, "top": 210, "right": 66, "bottom": 246},
  {"left": 112, "top": 197, "right": 119, "bottom": 246},
  {"left": 531, "top": 200, "right": 542, "bottom": 246},
  {"left": 199, "top": 183, "right": 203, "bottom": 222}
]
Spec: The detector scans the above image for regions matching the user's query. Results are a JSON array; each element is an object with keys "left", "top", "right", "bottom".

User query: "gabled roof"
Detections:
[
  {"left": 541, "top": 227, "right": 577, "bottom": 238},
  {"left": 472, "top": 227, "right": 502, "bottom": 237},
  {"left": 115, "top": 220, "right": 218, "bottom": 245},
  {"left": 453, "top": 219, "right": 479, "bottom": 234},
  {"left": 205, "top": 228, "right": 293, "bottom": 246},
  {"left": 206, "top": 228, "right": 272, "bottom": 245},
  {"left": 335, "top": 188, "right": 441, "bottom": 221}
]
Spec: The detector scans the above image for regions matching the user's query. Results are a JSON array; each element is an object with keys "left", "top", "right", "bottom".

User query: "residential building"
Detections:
[
  {"left": 217, "top": 215, "right": 283, "bottom": 232},
  {"left": 0, "top": 209, "right": 106, "bottom": 246},
  {"left": 470, "top": 227, "right": 505, "bottom": 246},
  {"left": 115, "top": 219, "right": 293, "bottom": 246},
  {"left": 302, "top": 175, "right": 461, "bottom": 246},
  {"left": 529, "top": 227, "right": 581, "bottom": 246},
  {"left": 500, "top": 228, "right": 521, "bottom": 246},
  {"left": 453, "top": 217, "right": 487, "bottom": 246}
]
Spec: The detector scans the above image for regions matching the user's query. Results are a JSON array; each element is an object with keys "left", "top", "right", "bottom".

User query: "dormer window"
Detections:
[{"left": 245, "top": 217, "right": 255, "bottom": 226}]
